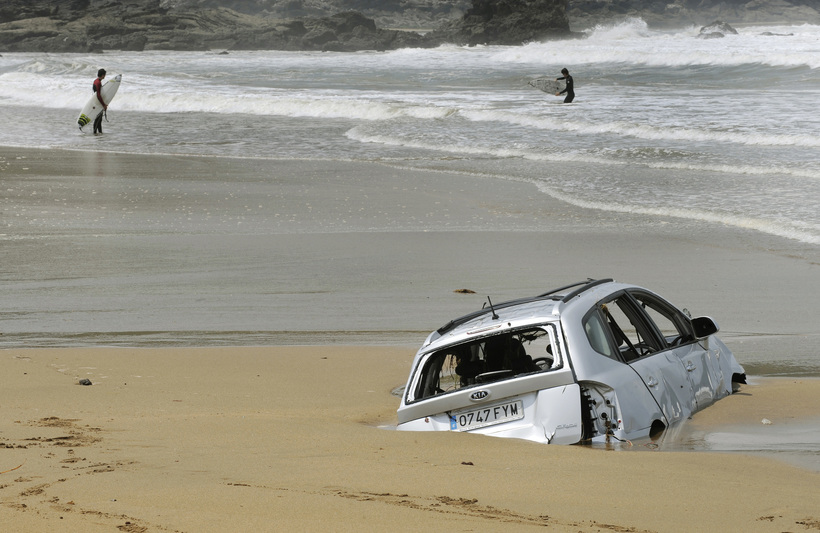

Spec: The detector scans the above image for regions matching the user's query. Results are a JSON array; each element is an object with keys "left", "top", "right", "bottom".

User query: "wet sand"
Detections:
[
  {"left": 1, "top": 147, "right": 819, "bottom": 531},
  {"left": 1, "top": 147, "right": 818, "bottom": 368}
]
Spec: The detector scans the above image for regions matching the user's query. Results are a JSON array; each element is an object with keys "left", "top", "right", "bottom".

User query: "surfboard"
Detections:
[
  {"left": 77, "top": 74, "right": 121, "bottom": 131},
  {"left": 528, "top": 77, "right": 565, "bottom": 95}
]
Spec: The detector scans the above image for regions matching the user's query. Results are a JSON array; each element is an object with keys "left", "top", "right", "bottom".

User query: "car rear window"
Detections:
[{"left": 412, "top": 326, "right": 561, "bottom": 401}]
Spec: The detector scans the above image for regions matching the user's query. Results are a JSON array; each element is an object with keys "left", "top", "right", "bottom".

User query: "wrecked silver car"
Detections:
[{"left": 397, "top": 279, "right": 746, "bottom": 444}]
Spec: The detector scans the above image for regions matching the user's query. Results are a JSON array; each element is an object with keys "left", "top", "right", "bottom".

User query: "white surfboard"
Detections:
[
  {"left": 77, "top": 74, "right": 121, "bottom": 130},
  {"left": 528, "top": 77, "right": 566, "bottom": 95}
]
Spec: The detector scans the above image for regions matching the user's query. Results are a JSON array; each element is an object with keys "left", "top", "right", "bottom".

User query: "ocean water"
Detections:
[
  {"left": 0, "top": 19, "right": 819, "bottom": 362},
  {"left": 2, "top": 20, "right": 818, "bottom": 245}
]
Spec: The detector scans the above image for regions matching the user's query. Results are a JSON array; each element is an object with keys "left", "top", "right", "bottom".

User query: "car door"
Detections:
[
  {"left": 597, "top": 293, "right": 695, "bottom": 425},
  {"left": 578, "top": 307, "right": 669, "bottom": 437},
  {"left": 628, "top": 290, "right": 724, "bottom": 412},
  {"left": 628, "top": 349, "right": 695, "bottom": 424},
  {"left": 673, "top": 344, "right": 720, "bottom": 410}
]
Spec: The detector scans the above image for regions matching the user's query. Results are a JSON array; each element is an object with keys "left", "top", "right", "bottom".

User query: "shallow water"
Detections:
[{"left": 586, "top": 414, "right": 820, "bottom": 472}]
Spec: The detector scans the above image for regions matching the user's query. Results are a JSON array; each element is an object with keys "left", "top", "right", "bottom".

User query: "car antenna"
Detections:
[{"left": 486, "top": 296, "right": 499, "bottom": 320}]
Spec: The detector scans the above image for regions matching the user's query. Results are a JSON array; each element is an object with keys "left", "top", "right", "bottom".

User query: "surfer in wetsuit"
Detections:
[
  {"left": 556, "top": 68, "right": 575, "bottom": 103},
  {"left": 92, "top": 69, "right": 107, "bottom": 134}
]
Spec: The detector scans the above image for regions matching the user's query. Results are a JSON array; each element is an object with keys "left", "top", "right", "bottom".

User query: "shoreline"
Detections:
[
  {"left": 1, "top": 331, "right": 819, "bottom": 378},
  {"left": 1, "top": 346, "right": 818, "bottom": 532}
]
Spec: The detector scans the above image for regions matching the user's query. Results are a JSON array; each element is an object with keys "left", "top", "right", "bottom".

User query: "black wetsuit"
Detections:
[{"left": 557, "top": 75, "right": 575, "bottom": 103}]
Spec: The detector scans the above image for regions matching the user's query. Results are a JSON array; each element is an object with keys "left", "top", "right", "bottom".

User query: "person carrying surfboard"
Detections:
[
  {"left": 92, "top": 69, "right": 108, "bottom": 134},
  {"left": 556, "top": 68, "right": 575, "bottom": 103}
]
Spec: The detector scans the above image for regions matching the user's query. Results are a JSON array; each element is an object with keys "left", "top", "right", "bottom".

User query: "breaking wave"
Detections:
[{"left": 494, "top": 20, "right": 820, "bottom": 70}]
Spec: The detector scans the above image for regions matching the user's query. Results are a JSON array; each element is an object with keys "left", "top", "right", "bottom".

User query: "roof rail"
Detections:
[
  {"left": 561, "top": 278, "right": 613, "bottom": 303},
  {"left": 436, "top": 295, "right": 538, "bottom": 335},
  {"left": 436, "top": 278, "right": 613, "bottom": 335},
  {"left": 537, "top": 279, "right": 599, "bottom": 298}
]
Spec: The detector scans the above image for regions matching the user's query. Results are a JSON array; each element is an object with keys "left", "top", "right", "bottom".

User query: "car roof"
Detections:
[{"left": 421, "top": 278, "right": 633, "bottom": 351}]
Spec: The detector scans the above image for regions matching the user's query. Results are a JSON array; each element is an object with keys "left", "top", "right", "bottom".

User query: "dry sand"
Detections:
[{"left": 1, "top": 346, "right": 819, "bottom": 532}]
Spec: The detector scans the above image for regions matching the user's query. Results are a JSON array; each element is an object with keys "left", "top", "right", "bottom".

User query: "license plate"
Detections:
[{"left": 450, "top": 400, "right": 524, "bottom": 431}]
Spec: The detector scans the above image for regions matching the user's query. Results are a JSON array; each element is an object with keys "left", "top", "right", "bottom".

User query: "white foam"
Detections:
[
  {"left": 346, "top": 128, "right": 820, "bottom": 245},
  {"left": 346, "top": 126, "right": 820, "bottom": 180},
  {"left": 0, "top": 70, "right": 461, "bottom": 122},
  {"left": 460, "top": 108, "right": 820, "bottom": 149},
  {"left": 494, "top": 20, "right": 820, "bottom": 69},
  {"left": 531, "top": 181, "right": 820, "bottom": 245}
]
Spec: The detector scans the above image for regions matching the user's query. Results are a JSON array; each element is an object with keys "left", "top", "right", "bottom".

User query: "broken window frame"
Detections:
[{"left": 408, "top": 324, "right": 563, "bottom": 402}]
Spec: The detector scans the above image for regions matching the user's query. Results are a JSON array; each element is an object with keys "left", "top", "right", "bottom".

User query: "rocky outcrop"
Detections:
[
  {"left": 696, "top": 20, "right": 738, "bottom": 39},
  {"left": 0, "top": 7, "right": 429, "bottom": 52},
  {"left": 0, "top": 0, "right": 574, "bottom": 52},
  {"left": 0, "top": 0, "right": 470, "bottom": 38},
  {"left": 2, "top": 0, "right": 818, "bottom": 53},
  {"left": 257, "top": 0, "right": 473, "bottom": 30},
  {"left": 427, "top": 0, "right": 573, "bottom": 46}
]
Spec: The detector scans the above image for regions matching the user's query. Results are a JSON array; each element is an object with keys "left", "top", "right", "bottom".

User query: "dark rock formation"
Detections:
[
  {"left": 0, "top": 0, "right": 574, "bottom": 52},
  {"left": 700, "top": 20, "right": 739, "bottom": 35},
  {"left": 427, "top": 0, "right": 573, "bottom": 46},
  {"left": 298, "top": 11, "right": 426, "bottom": 51},
  {"left": 696, "top": 20, "right": 738, "bottom": 39},
  {"left": 0, "top": 6, "right": 429, "bottom": 53},
  {"left": 260, "top": 0, "right": 473, "bottom": 30},
  {"left": 1, "top": 0, "right": 818, "bottom": 53}
]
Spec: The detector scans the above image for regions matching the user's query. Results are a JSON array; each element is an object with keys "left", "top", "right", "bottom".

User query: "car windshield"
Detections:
[{"left": 411, "top": 326, "right": 561, "bottom": 401}]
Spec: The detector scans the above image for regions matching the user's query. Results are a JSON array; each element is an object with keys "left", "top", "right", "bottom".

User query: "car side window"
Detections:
[
  {"left": 629, "top": 291, "right": 694, "bottom": 348},
  {"left": 597, "top": 294, "right": 662, "bottom": 362},
  {"left": 583, "top": 311, "right": 615, "bottom": 359}
]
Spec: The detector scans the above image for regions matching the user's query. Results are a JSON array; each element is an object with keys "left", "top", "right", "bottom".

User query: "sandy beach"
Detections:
[
  {"left": 1, "top": 147, "right": 819, "bottom": 531},
  {"left": 1, "top": 347, "right": 819, "bottom": 532}
]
